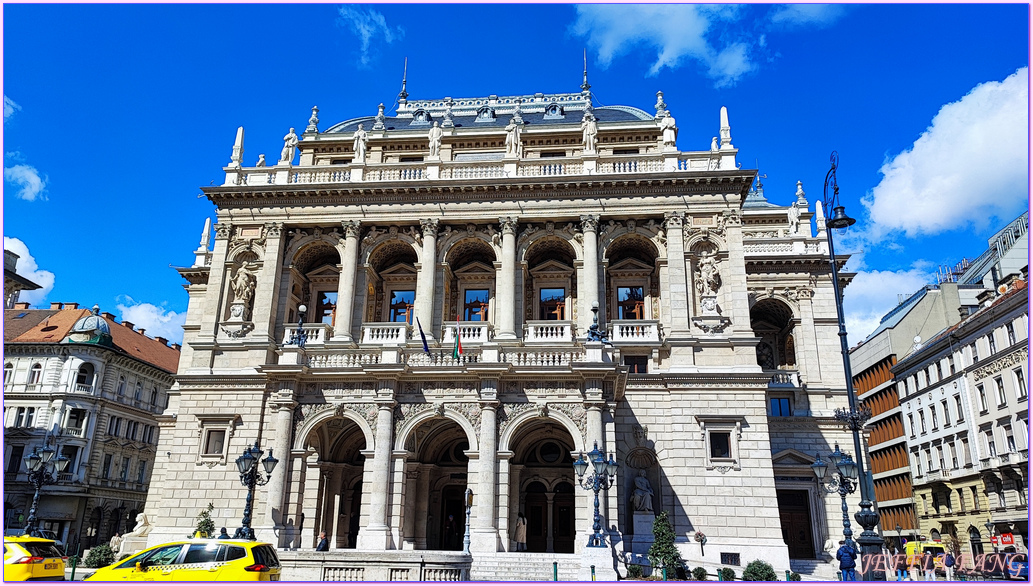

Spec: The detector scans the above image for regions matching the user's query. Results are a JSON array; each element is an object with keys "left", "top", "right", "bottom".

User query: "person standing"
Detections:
[
  {"left": 943, "top": 551, "right": 955, "bottom": 581},
  {"left": 894, "top": 546, "right": 908, "bottom": 581},
  {"left": 514, "top": 513, "right": 527, "bottom": 552},
  {"left": 217, "top": 527, "right": 230, "bottom": 539},
  {"left": 836, "top": 540, "right": 858, "bottom": 581},
  {"left": 921, "top": 551, "right": 935, "bottom": 581},
  {"left": 316, "top": 530, "right": 329, "bottom": 551},
  {"left": 444, "top": 515, "right": 458, "bottom": 550}
]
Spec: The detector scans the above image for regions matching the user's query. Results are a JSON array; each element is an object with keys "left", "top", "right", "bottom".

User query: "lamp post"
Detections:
[
  {"left": 22, "top": 433, "right": 70, "bottom": 535},
  {"left": 985, "top": 521, "right": 997, "bottom": 553},
  {"left": 572, "top": 441, "right": 617, "bottom": 547},
  {"left": 289, "top": 304, "right": 308, "bottom": 347},
  {"left": 812, "top": 444, "right": 860, "bottom": 547},
  {"left": 234, "top": 441, "right": 278, "bottom": 540},
  {"left": 462, "top": 488, "right": 473, "bottom": 554},
  {"left": 822, "top": 152, "right": 881, "bottom": 579},
  {"left": 895, "top": 523, "right": 903, "bottom": 553}
]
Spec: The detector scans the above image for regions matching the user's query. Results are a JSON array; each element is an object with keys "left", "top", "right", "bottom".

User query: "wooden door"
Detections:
[
  {"left": 552, "top": 494, "right": 576, "bottom": 553},
  {"left": 777, "top": 490, "right": 815, "bottom": 559},
  {"left": 525, "top": 494, "right": 548, "bottom": 553}
]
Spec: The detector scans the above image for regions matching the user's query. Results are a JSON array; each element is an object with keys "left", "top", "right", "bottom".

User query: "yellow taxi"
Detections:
[
  {"left": 83, "top": 536, "right": 281, "bottom": 581},
  {"left": 3, "top": 535, "right": 67, "bottom": 581}
]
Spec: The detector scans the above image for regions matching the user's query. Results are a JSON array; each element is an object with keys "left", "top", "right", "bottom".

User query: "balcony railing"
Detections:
[
  {"left": 281, "top": 323, "right": 334, "bottom": 346},
  {"left": 518, "top": 160, "right": 584, "bottom": 177},
  {"left": 441, "top": 322, "right": 492, "bottom": 345},
  {"left": 307, "top": 352, "right": 382, "bottom": 369},
  {"left": 524, "top": 321, "right": 574, "bottom": 343},
  {"left": 407, "top": 350, "right": 480, "bottom": 367},
  {"left": 361, "top": 322, "right": 409, "bottom": 345},
  {"left": 608, "top": 320, "right": 660, "bottom": 344},
  {"left": 502, "top": 350, "right": 585, "bottom": 367},
  {"left": 72, "top": 384, "right": 94, "bottom": 394},
  {"left": 62, "top": 426, "right": 86, "bottom": 438},
  {"left": 767, "top": 371, "right": 802, "bottom": 388},
  {"left": 440, "top": 162, "right": 506, "bottom": 179}
]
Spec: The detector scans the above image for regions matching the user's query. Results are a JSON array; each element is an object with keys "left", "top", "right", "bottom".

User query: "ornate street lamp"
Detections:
[
  {"left": 822, "top": 152, "right": 881, "bottom": 579},
  {"left": 234, "top": 441, "right": 278, "bottom": 540},
  {"left": 22, "top": 433, "right": 70, "bottom": 535},
  {"left": 462, "top": 488, "right": 473, "bottom": 554},
  {"left": 812, "top": 445, "right": 860, "bottom": 547},
  {"left": 289, "top": 304, "right": 308, "bottom": 347},
  {"left": 572, "top": 441, "right": 617, "bottom": 547}
]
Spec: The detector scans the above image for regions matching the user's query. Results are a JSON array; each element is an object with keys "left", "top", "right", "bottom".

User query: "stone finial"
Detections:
[
  {"left": 719, "top": 106, "right": 733, "bottom": 149},
  {"left": 306, "top": 106, "right": 319, "bottom": 134},
  {"left": 654, "top": 91, "right": 668, "bottom": 119},
  {"left": 229, "top": 126, "right": 244, "bottom": 168},
  {"left": 199, "top": 217, "right": 212, "bottom": 250},
  {"left": 442, "top": 98, "right": 455, "bottom": 128},
  {"left": 373, "top": 103, "right": 386, "bottom": 131},
  {"left": 815, "top": 202, "right": 827, "bottom": 234},
  {"left": 795, "top": 180, "right": 808, "bottom": 205},
  {"left": 256, "top": 154, "right": 266, "bottom": 167},
  {"left": 513, "top": 99, "right": 524, "bottom": 125}
]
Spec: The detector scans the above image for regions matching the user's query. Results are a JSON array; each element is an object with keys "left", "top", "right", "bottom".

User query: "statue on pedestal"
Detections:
[
  {"left": 630, "top": 470, "right": 654, "bottom": 512},
  {"left": 428, "top": 121, "right": 443, "bottom": 158},
  {"left": 660, "top": 113, "right": 677, "bottom": 148},
  {"left": 353, "top": 124, "right": 369, "bottom": 163},
  {"left": 505, "top": 118, "right": 522, "bottom": 158},
  {"left": 581, "top": 111, "right": 598, "bottom": 154},
  {"left": 279, "top": 128, "right": 298, "bottom": 164}
]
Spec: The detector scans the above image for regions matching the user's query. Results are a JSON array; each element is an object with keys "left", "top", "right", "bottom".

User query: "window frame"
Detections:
[
  {"left": 196, "top": 414, "right": 239, "bottom": 465},
  {"left": 695, "top": 415, "right": 745, "bottom": 471}
]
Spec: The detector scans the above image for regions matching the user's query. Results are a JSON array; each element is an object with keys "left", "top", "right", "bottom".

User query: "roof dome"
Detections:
[{"left": 66, "top": 305, "right": 113, "bottom": 345}]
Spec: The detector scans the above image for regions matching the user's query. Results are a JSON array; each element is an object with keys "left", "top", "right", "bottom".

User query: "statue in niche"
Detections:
[
  {"left": 581, "top": 110, "right": 598, "bottom": 154},
  {"left": 505, "top": 118, "right": 522, "bottom": 158},
  {"left": 232, "top": 265, "right": 257, "bottom": 306},
  {"left": 279, "top": 128, "right": 298, "bottom": 164},
  {"left": 694, "top": 252, "right": 721, "bottom": 296},
  {"left": 660, "top": 112, "right": 677, "bottom": 148},
  {"left": 353, "top": 124, "right": 369, "bottom": 163},
  {"left": 428, "top": 121, "right": 443, "bottom": 157},
  {"left": 630, "top": 470, "right": 654, "bottom": 512}
]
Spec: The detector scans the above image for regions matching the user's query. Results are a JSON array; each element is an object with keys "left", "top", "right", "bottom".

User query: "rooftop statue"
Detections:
[
  {"left": 660, "top": 113, "right": 677, "bottom": 148},
  {"left": 581, "top": 111, "right": 598, "bottom": 154},
  {"left": 505, "top": 118, "right": 522, "bottom": 158},
  {"left": 428, "top": 121, "right": 443, "bottom": 158},
  {"left": 788, "top": 203, "right": 801, "bottom": 235},
  {"left": 279, "top": 127, "right": 298, "bottom": 164},
  {"left": 353, "top": 124, "right": 369, "bottom": 163}
]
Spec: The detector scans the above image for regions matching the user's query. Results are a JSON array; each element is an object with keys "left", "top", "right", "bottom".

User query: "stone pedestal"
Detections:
[
  {"left": 578, "top": 543, "right": 619, "bottom": 581},
  {"left": 631, "top": 511, "right": 655, "bottom": 554},
  {"left": 118, "top": 536, "right": 149, "bottom": 557}
]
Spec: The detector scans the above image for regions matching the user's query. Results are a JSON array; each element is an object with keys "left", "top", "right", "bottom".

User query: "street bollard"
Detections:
[
  {"left": 591, "top": 565, "right": 596, "bottom": 581},
  {"left": 836, "top": 571, "right": 842, "bottom": 581},
  {"left": 553, "top": 561, "right": 558, "bottom": 581},
  {"left": 786, "top": 570, "right": 791, "bottom": 581},
  {"left": 718, "top": 570, "right": 724, "bottom": 582},
  {"left": 663, "top": 567, "right": 668, "bottom": 581},
  {"left": 68, "top": 554, "right": 79, "bottom": 581}
]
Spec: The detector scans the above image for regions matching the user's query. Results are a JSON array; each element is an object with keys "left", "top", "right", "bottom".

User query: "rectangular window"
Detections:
[
  {"left": 994, "top": 376, "right": 1007, "bottom": 407},
  {"left": 7, "top": 445, "right": 24, "bottom": 474},
  {"left": 622, "top": 355, "right": 648, "bottom": 374},
  {"left": 936, "top": 362, "right": 943, "bottom": 380},
  {"left": 941, "top": 400, "right": 951, "bottom": 427},
  {"left": 961, "top": 439, "right": 971, "bottom": 467},
  {"left": 988, "top": 332, "right": 997, "bottom": 354},
  {"left": 134, "top": 382, "right": 142, "bottom": 401},
  {"left": 1014, "top": 369, "right": 1027, "bottom": 400},
  {"left": 316, "top": 291, "right": 337, "bottom": 326},
  {"left": 930, "top": 406, "right": 938, "bottom": 430},
  {"left": 957, "top": 488, "right": 966, "bottom": 512},
  {"left": 908, "top": 414, "right": 916, "bottom": 437},
  {"left": 977, "top": 385, "right": 988, "bottom": 412},
  {"left": 539, "top": 288, "right": 566, "bottom": 320},
  {"left": 389, "top": 290, "right": 415, "bottom": 324},
  {"left": 60, "top": 445, "right": 79, "bottom": 474},
  {"left": 1005, "top": 425, "right": 1016, "bottom": 452},
  {"left": 769, "top": 397, "right": 791, "bottom": 417},
  {"left": 107, "top": 416, "right": 119, "bottom": 436},
  {"left": 720, "top": 553, "right": 740, "bottom": 566},
  {"left": 120, "top": 457, "right": 130, "bottom": 481},
  {"left": 1006, "top": 323, "right": 1016, "bottom": 345},
  {"left": 617, "top": 286, "right": 645, "bottom": 320},
  {"left": 915, "top": 453, "right": 922, "bottom": 476},
  {"left": 955, "top": 396, "right": 965, "bottom": 422},
  {"left": 948, "top": 355, "right": 956, "bottom": 375},
  {"left": 539, "top": 150, "right": 566, "bottom": 158},
  {"left": 971, "top": 343, "right": 979, "bottom": 364},
  {"left": 463, "top": 289, "right": 490, "bottom": 322},
  {"left": 985, "top": 430, "right": 997, "bottom": 457},
  {"left": 102, "top": 454, "right": 113, "bottom": 479},
  {"left": 937, "top": 446, "right": 946, "bottom": 471},
  {"left": 970, "top": 487, "right": 980, "bottom": 511},
  {"left": 150, "top": 388, "right": 159, "bottom": 407},
  {"left": 137, "top": 462, "right": 147, "bottom": 484},
  {"left": 204, "top": 430, "right": 226, "bottom": 455},
  {"left": 710, "top": 432, "right": 731, "bottom": 459},
  {"left": 950, "top": 442, "right": 958, "bottom": 469},
  {"left": 919, "top": 412, "right": 927, "bottom": 433}
]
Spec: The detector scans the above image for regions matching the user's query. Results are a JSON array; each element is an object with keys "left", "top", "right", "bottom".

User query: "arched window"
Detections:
[
  {"left": 76, "top": 363, "right": 95, "bottom": 388},
  {"left": 150, "top": 388, "right": 158, "bottom": 407},
  {"left": 930, "top": 528, "right": 941, "bottom": 542},
  {"left": 28, "top": 363, "right": 42, "bottom": 385},
  {"left": 969, "top": 527, "right": 984, "bottom": 555},
  {"left": 3, "top": 363, "right": 12, "bottom": 385},
  {"left": 134, "top": 382, "right": 143, "bottom": 401},
  {"left": 116, "top": 376, "right": 126, "bottom": 396}
]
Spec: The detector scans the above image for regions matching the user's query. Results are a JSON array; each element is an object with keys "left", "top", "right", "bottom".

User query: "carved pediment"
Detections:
[
  {"left": 608, "top": 257, "right": 654, "bottom": 278},
  {"left": 454, "top": 261, "right": 495, "bottom": 278},
  {"left": 529, "top": 259, "right": 574, "bottom": 278},
  {"left": 771, "top": 448, "right": 816, "bottom": 468},
  {"left": 380, "top": 263, "right": 418, "bottom": 279},
  {"left": 306, "top": 265, "right": 341, "bottom": 279}
]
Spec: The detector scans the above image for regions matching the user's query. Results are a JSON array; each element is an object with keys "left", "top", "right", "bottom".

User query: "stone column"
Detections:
[
  {"left": 497, "top": 453, "right": 512, "bottom": 551},
  {"left": 259, "top": 391, "right": 296, "bottom": 540},
  {"left": 415, "top": 219, "right": 439, "bottom": 340},
  {"left": 333, "top": 221, "right": 361, "bottom": 343},
  {"left": 326, "top": 468, "right": 342, "bottom": 548},
  {"left": 579, "top": 215, "right": 600, "bottom": 336},
  {"left": 252, "top": 223, "right": 285, "bottom": 342},
  {"left": 664, "top": 213, "right": 691, "bottom": 335},
  {"left": 472, "top": 400, "right": 500, "bottom": 551},
  {"left": 414, "top": 464, "right": 432, "bottom": 549},
  {"left": 586, "top": 403, "right": 604, "bottom": 449},
  {"left": 357, "top": 399, "right": 395, "bottom": 549},
  {"left": 198, "top": 222, "right": 232, "bottom": 343},
  {"left": 496, "top": 217, "right": 519, "bottom": 340}
]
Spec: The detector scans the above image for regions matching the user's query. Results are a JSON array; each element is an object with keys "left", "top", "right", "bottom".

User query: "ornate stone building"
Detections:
[
  {"left": 145, "top": 81, "right": 857, "bottom": 579},
  {"left": 3, "top": 303, "right": 179, "bottom": 553}
]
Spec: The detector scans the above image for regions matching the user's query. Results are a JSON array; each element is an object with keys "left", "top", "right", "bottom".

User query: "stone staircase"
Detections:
[
  {"left": 789, "top": 558, "right": 839, "bottom": 581},
  {"left": 470, "top": 552, "right": 581, "bottom": 582}
]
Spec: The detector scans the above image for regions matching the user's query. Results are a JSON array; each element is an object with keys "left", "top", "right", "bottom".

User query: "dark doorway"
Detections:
[
  {"left": 347, "top": 480, "right": 362, "bottom": 549},
  {"left": 440, "top": 486, "right": 466, "bottom": 551},
  {"left": 777, "top": 490, "right": 815, "bottom": 559},
  {"left": 526, "top": 482, "right": 549, "bottom": 552},
  {"left": 553, "top": 482, "right": 576, "bottom": 553}
]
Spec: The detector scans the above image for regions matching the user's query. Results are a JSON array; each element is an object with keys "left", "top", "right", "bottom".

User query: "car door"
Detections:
[
  {"left": 101, "top": 544, "right": 184, "bottom": 581},
  {"left": 172, "top": 543, "right": 225, "bottom": 581}
]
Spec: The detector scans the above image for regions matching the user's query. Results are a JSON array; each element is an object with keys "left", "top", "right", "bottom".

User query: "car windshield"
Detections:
[
  {"left": 115, "top": 544, "right": 184, "bottom": 569},
  {"left": 23, "top": 542, "right": 63, "bottom": 558}
]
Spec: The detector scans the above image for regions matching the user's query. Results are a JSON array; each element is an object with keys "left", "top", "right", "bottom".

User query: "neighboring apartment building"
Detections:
[
  {"left": 143, "top": 80, "right": 858, "bottom": 580},
  {"left": 849, "top": 211, "right": 1028, "bottom": 550},
  {"left": 3, "top": 303, "right": 180, "bottom": 553},
  {"left": 895, "top": 273, "right": 1028, "bottom": 556},
  {"left": 3, "top": 249, "right": 41, "bottom": 309}
]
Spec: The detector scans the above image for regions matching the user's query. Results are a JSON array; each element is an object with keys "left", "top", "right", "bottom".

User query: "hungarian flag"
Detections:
[
  {"left": 452, "top": 314, "right": 463, "bottom": 359},
  {"left": 416, "top": 317, "right": 430, "bottom": 354}
]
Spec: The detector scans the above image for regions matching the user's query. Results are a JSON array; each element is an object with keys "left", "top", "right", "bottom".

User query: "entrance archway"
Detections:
[
  {"left": 509, "top": 420, "right": 577, "bottom": 553},
  {"left": 307, "top": 416, "right": 367, "bottom": 549}
]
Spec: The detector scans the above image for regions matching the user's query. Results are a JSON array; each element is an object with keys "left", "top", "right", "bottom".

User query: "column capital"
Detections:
[
  {"left": 420, "top": 218, "right": 440, "bottom": 236},
  {"left": 264, "top": 222, "right": 284, "bottom": 239},
  {"left": 341, "top": 220, "right": 362, "bottom": 239},
  {"left": 663, "top": 211, "right": 684, "bottom": 230},
  {"left": 214, "top": 222, "right": 232, "bottom": 240},
  {"left": 479, "top": 400, "right": 500, "bottom": 411},
  {"left": 499, "top": 217, "right": 520, "bottom": 234},
  {"left": 579, "top": 214, "right": 600, "bottom": 233},
  {"left": 374, "top": 398, "right": 398, "bottom": 410}
]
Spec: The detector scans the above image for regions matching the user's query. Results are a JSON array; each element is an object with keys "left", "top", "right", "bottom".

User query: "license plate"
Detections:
[{"left": 44, "top": 563, "right": 59, "bottom": 570}]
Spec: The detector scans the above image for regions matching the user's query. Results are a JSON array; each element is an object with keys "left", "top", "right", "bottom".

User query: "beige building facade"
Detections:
[{"left": 144, "top": 83, "right": 858, "bottom": 579}]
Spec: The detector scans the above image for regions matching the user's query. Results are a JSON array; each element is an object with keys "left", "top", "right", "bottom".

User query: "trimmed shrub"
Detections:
[
  {"left": 742, "top": 560, "right": 778, "bottom": 581},
  {"left": 194, "top": 502, "right": 215, "bottom": 538},
  {"left": 647, "top": 511, "right": 684, "bottom": 575},
  {"left": 718, "top": 567, "right": 736, "bottom": 581},
  {"left": 83, "top": 545, "right": 115, "bottom": 568},
  {"left": 692, "top": 566, "right": 709, "bottom": 581},
  {"left": 789, "top": 571, "right": 802, "bottom": 581},
  {"left": 627, "top": 564, "right": 644, "bottom": 579}
]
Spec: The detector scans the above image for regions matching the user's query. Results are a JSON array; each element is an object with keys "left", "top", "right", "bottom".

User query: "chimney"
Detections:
[
  {"left": 13, "top": 302, "right": 29, "bottom": 310},
  {"left": 122, "top": 321, "right": 135, "bottom": 329},
  {"left": 64, "top": 303, "right": 79, "bottom": 310},
  {"left": 50, "top": 302, "right": 63, "bottom": 310},
  {"left": 155, "top": 336, "right": 169, "bottom": 346},
  {"left": 171, "top": 343, "right": 182, "bottom": 351},
  {"left": 137, "top": 328, "right": 146, "bottom": 336},
  {"left": 101, "top": 312, "right": 116, "bottom": 321}
]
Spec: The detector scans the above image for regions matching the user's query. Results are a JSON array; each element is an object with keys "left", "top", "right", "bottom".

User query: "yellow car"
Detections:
[
  {"left": 83, "top": 536, "right": 281, "bottom": 581},
  {"left": 3, "top": 535, "right": 67, "bottom": 581}
]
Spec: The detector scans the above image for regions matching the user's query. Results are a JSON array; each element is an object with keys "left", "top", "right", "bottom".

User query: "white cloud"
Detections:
[
  {"left": 571, "top": 4, "right": 755, "bottom": 85},
  {"left": 769, "top": 4, "right": 846, "bottom": 28},
  {"left": 116, "top": 296, "right": 186, "bottom": 345},
  {"left": 2, "top": 237, "right": 56, "bottom": 306},
  {"left": 4, "top": 163, "right": 48, "bottom": 201},
  {"left": 4, "top": 96, "right": 20, "bottom": 122},
  {"left": 843, "top": 266, "right": 933, "bottom": 346},
  {"left": 863, "top": 67, "right": 1029, "bottom": 240},
  {"left": 336, "top": 6, "right": 403, "bottom": 67}
]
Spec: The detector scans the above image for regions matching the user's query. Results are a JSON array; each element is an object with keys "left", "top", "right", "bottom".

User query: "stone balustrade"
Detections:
[
  {"left": 406, "top": 351, "right": 480, "bottom": 367},
  {"left": 281, "top": 323, "right": 334, "bottom": 346},
  {"left": 441, "top": 322, "right": 492, "bottom": 345},
  {"left": 502, "top": 350, "right": 585, "bottom": 367},
  {"left": 524, "top": 321, "right": 574, "bottom": 343},
  {"left": 608, "top": 320, "right": 660, "bottom": 344},
  {"left": 767, "top": 370, "right": 802, "bottom": 387},
  {"left": 308, "top": 352, "right": 383, "bottom": 369},
  {"left": 62, "top": 425, "right": 86, "bottom": 438},
  {"left": 361, "top": 322, "right": 409, "bottom": 345}
]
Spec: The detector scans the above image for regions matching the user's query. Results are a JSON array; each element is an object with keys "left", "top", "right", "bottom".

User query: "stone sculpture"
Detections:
[
  {"left": 581, "top": 111, "right": 598, "bottom": 154},
  {"left": 505, "top": 118, "right": 522, "bottom": 158},
  {"left": 279, "top": 128, "right": 298, "bottom": 164},
  {"left": 660, "top": 113, "right": 677, "bottom": 148},
  {"left": 695, "top": 253, "right": 721, "bottom": 296},
  {"left": 630, "top": 471, "right": 654, "bottom": 512},
  {"left": 232, "top": 265, "right": 257, "bottom": 305},
  {"left": 428, "top": 121, "right": 443, "bottom": 158},
  {"left": 788, "top": 204, "right": 801, "bottom": 235},
  {"left": 353, "top": 124, "right": 369, "bottom": 163}
]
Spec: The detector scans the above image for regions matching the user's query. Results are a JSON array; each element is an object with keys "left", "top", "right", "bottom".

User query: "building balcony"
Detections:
[
  {"left": 360, "top": 322, "right": 409, "bottom": 345},
  {"left": 61, "top": 426, "right": 86, "bottom": 438},
  {"left": 767, "top": 370, "right": 802, "bottom": 388},
  {"left": 300, "top": 345, "right": 592, "bottom": 371},
  {"left": 608, "top": 320, "right": 661, "bottom": 344},
  {"left": 524, "top": 321, "right": 574, "bottom": 344},
  {"left": 441, "top": 322, "right": 492, "bottom": 345},
  {"left": 72, "top": 383, "right": 94, "bottom": 394},
  {"left": 281, "top": 322, "right": 334, "bottom": 346},
  {"left": 925, "top": 469, "right": 951, "bottom": 483}
]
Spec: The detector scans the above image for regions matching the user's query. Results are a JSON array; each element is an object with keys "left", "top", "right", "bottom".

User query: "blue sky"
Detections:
[{"left": 3, "top": 3, "right": 1029, "bottom": 345}]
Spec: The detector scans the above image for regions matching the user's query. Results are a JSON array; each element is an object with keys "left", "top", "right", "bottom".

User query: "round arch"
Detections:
[
  {"left": 394, "top": 407, "right": 479, "bottom": 453},
  {"left": 360, "top": 229, "right": 423, "bottom": 267},
  {"left": 518, "top": 231, "right": 583, "bottom": 265},
  {"left": 498, "top": 409, "right": 586, "bottom": 453},
  {"left": 292, "top": 405, "right": 376, "bottom": 452}
]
